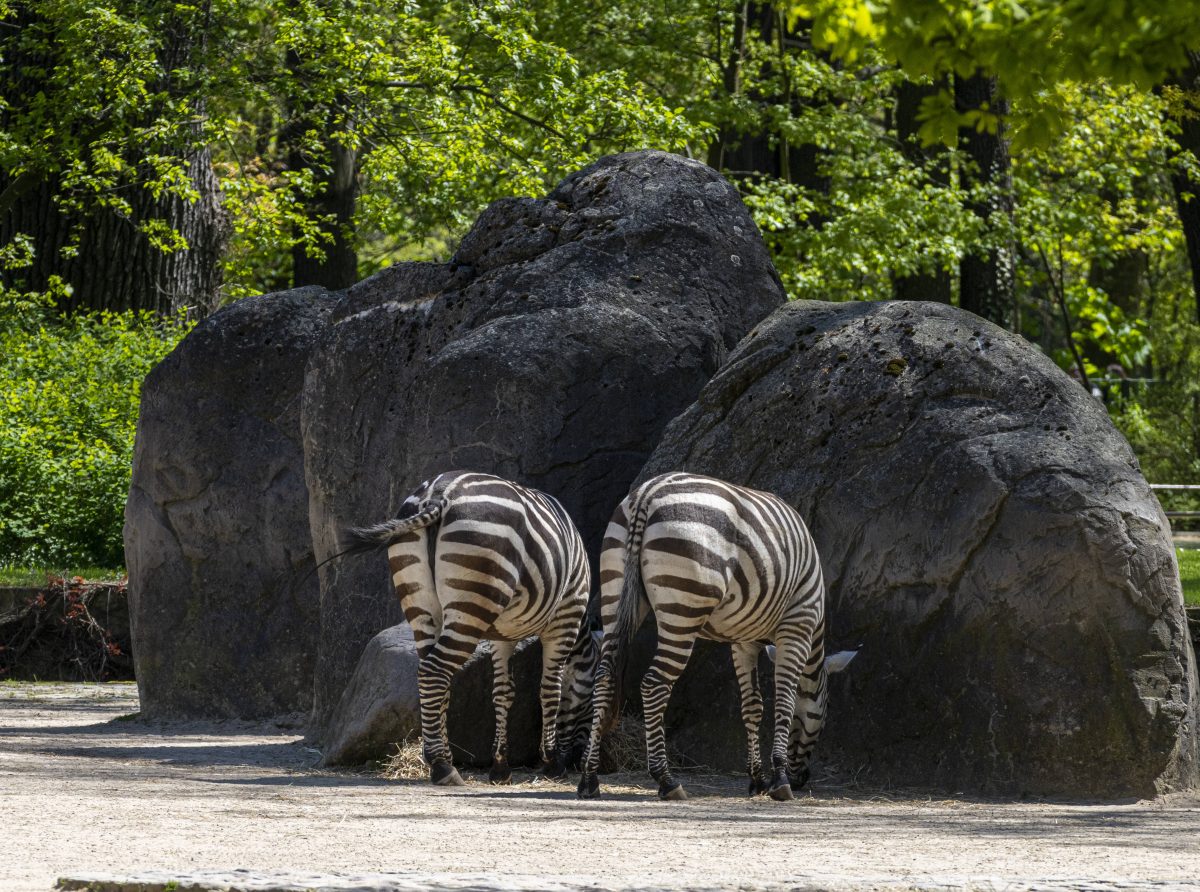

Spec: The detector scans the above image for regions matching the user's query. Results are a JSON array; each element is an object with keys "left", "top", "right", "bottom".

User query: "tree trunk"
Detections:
[
  {"left": 956, "top": 72, "right": 1016, "bottom": 328},
  {"left": 1, "top": 156, "right": 225, "bottom": 315},
  {"left": 893, "top": 79, "right": 952, "bottom": 303},
  {"left": 1167, "top": 50, "right": 1200, "bottom": 325},
  {"left": 282, "top": 29, "right": 360, "bottom": 292},
  {"left": 290, "top": 136, "right": 359, "bottom": 290},
  {"left": 0, "top": 6, "right": 227, "bottom": 315}
]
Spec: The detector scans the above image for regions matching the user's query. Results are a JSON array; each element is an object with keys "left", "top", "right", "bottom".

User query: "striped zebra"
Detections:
[
  {"left": 556, "top": 620, "right": 603, "bottom": 769},
  {"left": 577, "top": 472, "right": 846, "bottom": 801},
  {"left": 343, "top": 471, "right": 590, "bottom": 787}
]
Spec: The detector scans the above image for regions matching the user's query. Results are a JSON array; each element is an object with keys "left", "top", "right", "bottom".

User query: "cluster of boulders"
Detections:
[{"left": 125, "top": 150, "right": 1199, "bottom": 797}]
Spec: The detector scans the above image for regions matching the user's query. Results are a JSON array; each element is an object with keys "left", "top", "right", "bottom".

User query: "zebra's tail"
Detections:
[
  {"left": 612, "top": 492, "right": 650, "bottom": 650},
  {"left": 341, "top": 501, "right": 443, "bottom": 554},
  {"left": 600, "top": 491, "right": 651, "bottom": 737}
]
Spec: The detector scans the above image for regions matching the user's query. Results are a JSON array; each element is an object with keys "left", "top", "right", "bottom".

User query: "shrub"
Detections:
[{"left": 0, "top": 305, "right": 191, "bottom": 567}]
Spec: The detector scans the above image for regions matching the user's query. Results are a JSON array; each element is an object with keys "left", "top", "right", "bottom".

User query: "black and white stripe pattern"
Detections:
[
  {"left": 345, "top": 471, "right": 590, "bottom": 786},
  {"left": 577, "top": 472, "right": 832, "bottom": 801},
  {"left": 555, "top": 620, "right": 603, "bottom": 769}
]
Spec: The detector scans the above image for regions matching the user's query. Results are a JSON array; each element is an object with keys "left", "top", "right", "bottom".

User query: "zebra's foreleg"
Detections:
[
  {"left": 488, "top": 640, "right": 517, "bottom": 784},
  {"left": 641, "top": 635, "right": 698, "bottom": 801},
  {"left": 768, "top": 634, "right": 813, "bottom": 801},
  {"left": 731, "top": 642, "right": 767, "bottom": 796},
  {"left": 576, "top": 644, "right": 616, "bottom": 799},
  {"left": 417, "top": 631, "right": 477, "bottom": 787},
  {"left": 787, "top": 656, "right": 828, "bottom": 791}
]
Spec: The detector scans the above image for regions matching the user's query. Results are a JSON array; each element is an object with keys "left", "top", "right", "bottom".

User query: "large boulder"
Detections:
[
  {"left": 125, "top": 287, "right": 338, "bottom": 718},
  {"left": 304, "top": 150, "right": 785, "bottom": 741},
  {"left": 639, "top": 299, "right": 1200, "bottom": 797}
]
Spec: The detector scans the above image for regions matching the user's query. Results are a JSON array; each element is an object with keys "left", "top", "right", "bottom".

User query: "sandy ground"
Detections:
[{"left": 3, "top": 683, "right": 1200, "bottom": 892}]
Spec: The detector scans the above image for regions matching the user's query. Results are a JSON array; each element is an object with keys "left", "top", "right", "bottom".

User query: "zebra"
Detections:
[
  {"left": 342, "top": 470, "right": 590, "bottom": 787},
  {"left": 556, "top": 618, "right": 603, "bottom": 769},
  {"left": 577, "top": 471, "right": 848, "bottom": 801}
]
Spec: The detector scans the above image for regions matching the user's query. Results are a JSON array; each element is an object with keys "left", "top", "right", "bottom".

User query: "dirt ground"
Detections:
[{"left": 4, "top": 683, "right": 1200, "bottom": 892}]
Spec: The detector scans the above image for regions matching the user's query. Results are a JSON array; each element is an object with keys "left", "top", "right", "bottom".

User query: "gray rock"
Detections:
[
  {"left": 304, "top": 150, "right": 784, "bottom": 740},
  {"left": 322, "top": 625, "right": 544, "bottom": 768},
  {"left": 125, "top": 287, "right": 338, "bottom": 718},
  {"left": 639, "top": 299, "right": 1200, "bottom": 797}
]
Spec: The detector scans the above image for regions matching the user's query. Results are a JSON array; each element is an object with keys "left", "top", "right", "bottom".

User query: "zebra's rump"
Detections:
[
  {"left": 388, "top": 471, "right": 589, "bottom": 644},
  {"left": 617, "top": 472, "right": 824, "bottom": 641}
]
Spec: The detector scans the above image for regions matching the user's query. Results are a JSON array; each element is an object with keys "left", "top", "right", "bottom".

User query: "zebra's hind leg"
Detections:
[
  {"left": 537, "top": 597, "right": 586, "bottom": 780},
  {"left": 418, "top": 631, "right": 478, "bottom": 787},
  {"left": 641, "top": 635, "right": 698, "bottom": 801},
  {"left": 788, "top": 653, "right": 828, "bottom": 792},
  {"left": 732, "top": 642, "right": 767, "bottom": 796},
  {"left": 488, "top": 640, "right": 517, "bottom": 784},
  {"left": 768, "top": 634, "right": 814, "bottom": 801},
  {"left": 576, "top": 643, "right": 616, "bottom": 799}
]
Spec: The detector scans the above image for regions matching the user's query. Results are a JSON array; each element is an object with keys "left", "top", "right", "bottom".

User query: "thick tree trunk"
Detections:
[
  {"left": 1168, "top": 50, "right": 1200, "bottom": 325},
  {"left": 1, "top": 155, "right": 226, "bottom": 315},
  {"left": 0, "top": 7, "right": 227, "bottom": 315},
  {"left": 893, "top": 79, "right": 952, "bottom": 303},
  {"left": 956, "top": 73, "right": 1016, "bottom": 328},
  {"left": 282, "top": 26, "right": 359, "bottom": 292}
]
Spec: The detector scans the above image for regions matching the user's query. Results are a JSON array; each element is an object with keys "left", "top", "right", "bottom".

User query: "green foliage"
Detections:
[
  {"left": 735, "top": 61, "right": 977, "bottom": 301},
  {"left": 0, "top": 0, "right": 214, "bottom": 238},
  {"left": 4, "top": 0, "right": 1200, "bottom": 577},
  {"left": 790, "top": 0, "right": 1200, "bottom": 146},
  {"left": 1, "top": 0, "right": 700, "bottom": 299},
  {"left": 1012, "top": 83, "right": 1179, "bottom": 376},
  {"left": 0, "top": 305, "right": 190, "bottom": 566}
]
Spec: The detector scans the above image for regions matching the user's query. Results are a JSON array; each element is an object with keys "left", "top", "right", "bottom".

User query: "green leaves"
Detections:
[
  {"left": 791, "top": 0, "right": 1200, "bottom": 146},
  {"left": 209, "top": 0, "right": 701, "bottom": 292},
  {"left": 3, "top": 0, "right": 700, "bottom": 299},
  {"left": 0, "top": 307, "right": 191, "bottom": 565}
]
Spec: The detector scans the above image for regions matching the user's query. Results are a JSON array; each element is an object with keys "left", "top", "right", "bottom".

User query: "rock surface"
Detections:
[
  {"left": 303, "top": 150, "right": 784, "bottom": 740},
  {"left": 639, "top": 299, "right": 1199, "bottom": 797},
  {"left": 125, "top": 287, "right": 338, "bottom": 718}
]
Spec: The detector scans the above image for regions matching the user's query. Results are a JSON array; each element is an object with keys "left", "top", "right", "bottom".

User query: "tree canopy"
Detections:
[
  {"left": 791, "top": 0, "right": 1200, "bottom": 145},
  {"left": 3, "top": 0, "right": 1200, "bottom": 565}
]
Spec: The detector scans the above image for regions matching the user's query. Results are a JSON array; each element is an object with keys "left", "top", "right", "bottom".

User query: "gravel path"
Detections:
[{"left": 3, "top": 683, "right": 1200, "bottom": 892}]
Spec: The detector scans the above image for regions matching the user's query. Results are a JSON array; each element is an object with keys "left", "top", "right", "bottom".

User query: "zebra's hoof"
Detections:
[
  {"left": 577, "top": 774, "right": 600, "bottom": 799},
  {"left": 488, "top": 761, "right": 512, "bottom": 785},
  {"left": 658, "top": 781, "right": 688, "bottom": 801},
  {"left": 768, "top": 782, "right": 795, "bottom": 802},
  {"left": 748, "top": 776, "right": 768, "bottom": 797},
  {"left": 431, "top": 761, "right": 465, "bottom": 787}
]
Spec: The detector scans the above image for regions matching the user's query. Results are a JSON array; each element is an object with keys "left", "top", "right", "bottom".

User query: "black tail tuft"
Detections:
[{"left": 342, "top": 502, "right": 443, "bottom": 554}]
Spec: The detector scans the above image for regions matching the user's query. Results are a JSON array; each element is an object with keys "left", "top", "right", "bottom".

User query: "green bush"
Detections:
[{"left": 0, "top": 306, "right": 191, "bottom": 567}]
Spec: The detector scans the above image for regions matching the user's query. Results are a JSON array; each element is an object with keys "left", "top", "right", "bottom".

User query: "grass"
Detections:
[
  {"left": 0, "top": 565, "right": 125, "bottom": 587},
  {"left": 1178, "top": 548, "right": 1200, "bottom": 607}
]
